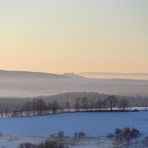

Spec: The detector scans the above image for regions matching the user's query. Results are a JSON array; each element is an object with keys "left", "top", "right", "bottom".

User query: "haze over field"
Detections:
[{"left": 0, "top": 70, "right": 148, "bottom": 98}]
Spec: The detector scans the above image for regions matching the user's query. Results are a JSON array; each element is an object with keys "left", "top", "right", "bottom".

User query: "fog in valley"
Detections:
[{"left": 0, "top": 70, "right": 148, "bottom": 98}]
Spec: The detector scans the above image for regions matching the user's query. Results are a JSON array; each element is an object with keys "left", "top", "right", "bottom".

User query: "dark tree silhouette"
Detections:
[
  {"left": 81, "top": 97, "right": 89, "bottom": 110},
  {"left": 118, "top": 99, "right": 129, "bottom": 111},
  {"left": 75, "top": 98, "right": 80, "bottom": 112},
  {"left": 105, "top": 95, "right": 118, "bottom": 111}
]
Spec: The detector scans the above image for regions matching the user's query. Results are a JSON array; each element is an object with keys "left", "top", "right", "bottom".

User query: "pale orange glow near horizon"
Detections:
[{"left": 0, "top": 0, "right": 148, "bottom": 74}]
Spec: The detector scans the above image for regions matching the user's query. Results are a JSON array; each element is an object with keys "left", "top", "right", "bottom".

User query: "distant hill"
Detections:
[
  {"left": 0, "top": 70, "right": 148, "bottom": 97},
  {"left": 79, "top": 72, "right": 148, "bottom": 80},
  {"left": 0, "top": 70, "right": 67, "bottom": 78}
]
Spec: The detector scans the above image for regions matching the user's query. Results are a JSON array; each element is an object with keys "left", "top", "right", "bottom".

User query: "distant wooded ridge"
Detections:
[{"left": 0, "top": 92, "right": 148, "bottom": 112}]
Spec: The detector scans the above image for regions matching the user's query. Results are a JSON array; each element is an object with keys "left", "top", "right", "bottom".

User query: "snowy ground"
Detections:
[
  {"left": 0, "top": 136, "right": 46, "bottom": 148},
  {"left": 70, "top": 138, "right": 113, "bottom": 148},
  {"left": 0, "top": 111, "right": 148, "bottom": 147},
  {"left": 0, "top": 136, "right": 113, "bottom": 148},
  {"left": 0, "top": 112, "right": 148, "bottom": 137},
  {"left": 0, "top": 136, "right": 114, "bottom": 148}
]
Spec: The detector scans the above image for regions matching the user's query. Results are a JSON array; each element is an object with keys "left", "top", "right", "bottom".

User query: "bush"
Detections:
[
  {"left": 39, "top": 140, "right": 58, "bottom": 148},
  {"left": 18, "top": 140, "right": 61, "bottom": 148},
  {"left": 114, "top": 128, "right": 123, "bottom": 142},
  {"left": 74, "top": 132, "right": 86, "bottom": 139},
  {"left": 131, "top": 128, "right": 140, "bottom": 138},
  {"left": 58, "top": 131, "right": 64, "bottom": 139},
  {"left": 18, "top": 143, "right": 35, "bottom": 148},
  {"left": 142, "top": 136, "right": 148, "bottom": 147},
  {"left": 107, "top": 133, "right": 114, "bottom": 138},
  {"left": 109, "top": 127, "right": 141, "bottom": 144},
  {"left": 107, "top": 127, "right": 141, "bottom": 147}
]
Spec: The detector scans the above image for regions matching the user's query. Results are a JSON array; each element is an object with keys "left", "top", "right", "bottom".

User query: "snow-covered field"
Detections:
[
  {"left": 0, "top": 136, "right": 112, "bottom": 148},
  {"left": 0, "top": 111, "right": 148, "bottom": 147},
  {"left": 70, "top": 138, "right": 113, "bottom": 148},
  {"left": 0, "top": 112, "right": 148, "bottom": 137},
  {"left": 0, "top": 136, "right": 45, "bottom": 148}
]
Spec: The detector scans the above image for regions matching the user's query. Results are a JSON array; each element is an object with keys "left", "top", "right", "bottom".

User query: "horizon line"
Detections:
[{"left": 0, "top": 69, "right": 148, "bottom": 75}]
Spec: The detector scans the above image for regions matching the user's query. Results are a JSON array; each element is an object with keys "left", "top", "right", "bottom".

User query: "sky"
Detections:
[{"left": 0, "top": 0, "right": 148, "bottom": 73}]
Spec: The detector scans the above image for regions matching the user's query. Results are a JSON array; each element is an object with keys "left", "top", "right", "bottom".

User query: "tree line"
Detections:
[
  {"left": 75, "top": 95, "right": 130, "bottom": 112},
  {"left": 22, "top": 95, "right": 130, "bottom": 114},
  {"left": 0, "top": 95, "right": 130, "bottom": 117}
]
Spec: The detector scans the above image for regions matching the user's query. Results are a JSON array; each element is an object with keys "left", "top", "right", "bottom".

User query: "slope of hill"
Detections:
[{"left": 0, "top": 70, "right": 67, "bottom": 78}]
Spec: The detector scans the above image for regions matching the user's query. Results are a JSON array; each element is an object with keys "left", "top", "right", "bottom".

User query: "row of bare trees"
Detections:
[
  {"left": 0, "top": 99, "right": 61, "bottom": 117},
  {"left": 22, "top": 99, "right": 60, "bottom": 114},
  {"left": 0, "top": 95, "right": 130, "bottom": 117},
  {"left": 75, "top": 95, "right": 130, "bottom": 112}
]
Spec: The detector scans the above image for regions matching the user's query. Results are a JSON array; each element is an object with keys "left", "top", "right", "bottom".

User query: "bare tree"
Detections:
[
  {"left": 65, "top": 100, "right": 70, "bottom": 109},
  {"left": 48, "top": 100, "right": 59, "bottom": 114},
  {"left": 90, "top": 99, "right": 95, "bottom": 110},
  {"left": 106, "top": 95, "right": 118, "bottom": 111},
  {"left": 118, "top": 99, "right": 129, "bottom": 111},
  {"left": 75, "top": 98, "right": 80, "bottom": 112},
  {"left": 81, "top": 97, "right": 89, "bottom": 111},
  {"left": 32, "top": 98, "right": 46, "bottom": 114},
  {"left": 23, "top": 101, "right": 33, "bottom": 111}
]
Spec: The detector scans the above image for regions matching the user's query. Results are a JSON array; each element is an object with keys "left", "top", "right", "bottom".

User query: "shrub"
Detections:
[
  {"left": 114, "top": 128, "right": 123, "bottom": 142},
  {"left": 116, "top": 127, "right": 140, "bottom": 140},
  {"left": 39, "top": 140, "right": 58, "bottom": 148},
  {"left": 107, "top": 133, "right": 114, "bottom": 138},
  {"left": 58, "top": 131, "right": 64, "bottom": 139},
  {"left": 18, "top": 143, "right": 35, "bottom": 148},
  {"left": 142, "top": 136, "right": 148, "bottom": 147},
  {"left": 74, "top": 131, "right": 86, "bottom": 139},
  {"left": 18, "top": 140, "right": 60, "bottom": 148},
  {"left": 131, "top": 128, "right": 140, "bottom": 138},
  {"left": 109, "top": 127, "right": 141, "bottom": 144}
]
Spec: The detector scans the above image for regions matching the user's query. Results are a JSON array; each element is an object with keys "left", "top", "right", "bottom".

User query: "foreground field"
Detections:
[
  {"left": 0, "top": 136, "right": 114, "bottom": 148},
  {"left": 0, "top": 136, "right": 115, "bottom": 148},
  {"left": 0, "top": 111, "right": 148, "bottom": 147},
  {"left": 0, "top": 136, "right": 45, "bottom": 148},
  {"left": 0, "top": 111, "right": 148, "bottom": 137}
]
